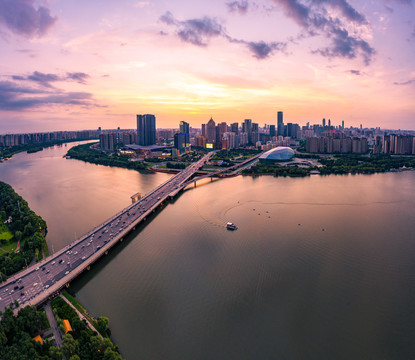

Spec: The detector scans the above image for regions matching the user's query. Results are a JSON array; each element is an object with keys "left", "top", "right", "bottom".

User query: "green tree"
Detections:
[
  {"left": 97, "top": 316, "right": 110, "bottom": 335},
  {"left": 103, "top": 349, "right": 123, "bottom": 360},
  {"left": 14, "top": 231, "right": 22, "bottom": 242},
  {"left": 49, "top": 346, "right": 66, "bottom": 360},
  {"left": 62, "top": 334, "right": 80, "bottom": 359}
]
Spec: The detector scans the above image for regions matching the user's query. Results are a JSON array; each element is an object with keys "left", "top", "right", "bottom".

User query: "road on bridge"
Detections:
[{"left": 0, "top": 152, "right": 214, "bottom": 314}]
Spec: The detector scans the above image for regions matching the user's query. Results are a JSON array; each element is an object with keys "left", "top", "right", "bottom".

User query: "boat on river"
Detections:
[{"left": 226, "top": 222, "right": 238, "bottom": 230}]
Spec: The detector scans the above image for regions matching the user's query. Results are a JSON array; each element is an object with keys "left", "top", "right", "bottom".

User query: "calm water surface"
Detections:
[{"left": 1, "top": 143, "right": 415, "bottom": 360}]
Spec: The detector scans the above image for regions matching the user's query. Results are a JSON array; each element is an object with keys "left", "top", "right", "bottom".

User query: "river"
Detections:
[{"left": 1, "top": 142, "right": 414, "bottom": 360}]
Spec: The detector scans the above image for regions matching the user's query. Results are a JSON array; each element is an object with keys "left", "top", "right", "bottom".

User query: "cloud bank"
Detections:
[
  {"left": 226, "top": 1, "right": 249, "bottom": 14},
  {"left": 0, "top": 0, "right": 57, "bottom": 38},
  {"left": 12, "top": 71, "right": 90, "bottom": 88},
  {"left": 270, "top": 0, "right": 375, "bottom": 64},
  {"left": 0, "top": 72, "right": 99, "bottom": 111},
  {"left": 160, "top": 11, "right": 286, "bottom": 59}
]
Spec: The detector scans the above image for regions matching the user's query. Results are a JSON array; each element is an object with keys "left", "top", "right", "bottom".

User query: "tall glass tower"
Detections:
[{"left": 137, "top": 114, "right": 156, "bottom": 146}]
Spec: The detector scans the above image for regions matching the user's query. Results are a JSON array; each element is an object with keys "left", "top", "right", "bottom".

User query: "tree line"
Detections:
[
  {"left": 0, "top": 139, "right": 95, "bottom": 160},
  {"left": 0, "top": 181, "right": 48, "bottom": 282},
  {"left": 242, "top": 154, "right": 415, "bottom": 177},
  {"left": 66, "top": 144, "right": 149, "bottom": 172},
  {"left": 0, "top": 300, "right": 123, "bottom": 360}
]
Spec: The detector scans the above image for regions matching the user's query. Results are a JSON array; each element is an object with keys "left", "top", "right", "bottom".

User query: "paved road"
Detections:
[
  {"left": 44, "top": 301, "right": 62, "bottom": 347},
  {"left": 0, "top": 152, "right": 214, "bottom": 314}
]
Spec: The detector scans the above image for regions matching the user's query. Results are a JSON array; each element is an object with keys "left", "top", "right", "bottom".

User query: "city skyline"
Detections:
[{"left": 1, "top": 0, "right": 414, "bottom": 133}]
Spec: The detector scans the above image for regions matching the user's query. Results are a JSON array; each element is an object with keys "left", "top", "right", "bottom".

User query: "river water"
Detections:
[{"left": 1, "top": 142, "right": 415, "bottom": 360}]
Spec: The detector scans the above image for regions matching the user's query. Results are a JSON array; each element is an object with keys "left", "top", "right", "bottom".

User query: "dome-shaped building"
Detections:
[{"left": 259, "top": 146, "right": 295, "bottom": 163}]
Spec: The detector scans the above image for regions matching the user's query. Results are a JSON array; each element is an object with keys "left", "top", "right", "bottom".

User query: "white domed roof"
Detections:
[{"left": 259, "top": 147, "right": 295, "bottom": 162}]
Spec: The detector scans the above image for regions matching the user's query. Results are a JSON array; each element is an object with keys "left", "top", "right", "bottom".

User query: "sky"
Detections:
[{"left": 0, "top": 0, "right": 414, "bottom": 133}]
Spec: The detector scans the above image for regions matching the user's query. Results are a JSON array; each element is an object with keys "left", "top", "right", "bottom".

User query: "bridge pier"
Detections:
[
  {"left": 87, "top": 266, "right": 90, "bottom": 271},
  {"left": 211, "top": 176, "right": 213, "bottom": 182},
  {"left": 194, "top": 180, "right": 196, "bottom": 188}
]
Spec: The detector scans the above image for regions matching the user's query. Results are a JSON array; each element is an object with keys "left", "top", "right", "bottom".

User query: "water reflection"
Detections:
[{"left": 1, "top": 145, "right": 415, "bottom": 360}]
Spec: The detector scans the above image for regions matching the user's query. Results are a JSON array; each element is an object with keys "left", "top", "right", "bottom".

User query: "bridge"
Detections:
[
  {"left": 186, "top": 151, "right": 263, "bottom": 187},
  {"left": 0, "top": 151, "right": 216, "bottom": 314}
]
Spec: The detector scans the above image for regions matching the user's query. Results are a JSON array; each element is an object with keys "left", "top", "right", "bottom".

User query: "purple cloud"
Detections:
[
  {"left": 0, "top": 80, "right": 100, "bottom": 111},
  {"left": 313, "top": 26, "right": 375, "bottom": 65},
  {"left": 66, "top": 72, "right": 90, "bottom": 84},
  {"left": 0, "top": 0, "right": 57, "bottom": 38},
  {"left": 12, "top": 71, "right": 90, "bottom": 87},
  {"left": 160, "top": 12, "right": 224, "bottom": 46},
  {"left": 313, "top": 0, "right": 367, "bottom": 24},
  {"left": 271, "top": 0, "right": 310, "bottom": 27},
  {"left": 226, "top": 1, "right": 249, "bottom": 14},
  {"left": 160, "top": 11, "right": 286, "bottom": 59},
  {"left": 247, "top": 41, "right": 284, "bottom": 58},
  {"left": 394, "top": 78, "right": 415, "bottom": 86},
  {"left": 348, "top": 69, "right": 361, "bottom": 75},
  {"left": 270, "top": 0, "right": 375, "bottom": 64}
]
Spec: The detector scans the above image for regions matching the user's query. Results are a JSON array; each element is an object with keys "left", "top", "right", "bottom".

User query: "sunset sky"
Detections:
[{"left": 0, "top": 0, "right": 414, "bottom": 133}]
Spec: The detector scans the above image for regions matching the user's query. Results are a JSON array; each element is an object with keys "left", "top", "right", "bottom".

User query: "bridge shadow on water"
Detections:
[{"left": 67, "top": 199, "right": 171, "bottom": 295}]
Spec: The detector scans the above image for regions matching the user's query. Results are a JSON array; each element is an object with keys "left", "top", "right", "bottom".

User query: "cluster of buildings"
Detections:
[
  {"left": 98, "top": 112, "right": 415, "bottom": 158},
  {"left": 196, "top": 112, "right": 301, "bottom": 150},
  {"left": 5, "top": 112, "right": 408, "bottom": 159},
  {"left": 0, "top": 130, "right": 98, "bottom": 149},
  {"left": 373, "top": 134, "right": 415, "bottom": 155},
  {"left": 99, "top": 112, "right": 301, "bottom": 155},
  {"left": 306, "top": 135, "right": 369, "bottom": 154}
]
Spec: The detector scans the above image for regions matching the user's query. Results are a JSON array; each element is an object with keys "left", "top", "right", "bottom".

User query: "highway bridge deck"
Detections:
[{"left": 0, "top": 152, "right": 214, "bottom": 314}]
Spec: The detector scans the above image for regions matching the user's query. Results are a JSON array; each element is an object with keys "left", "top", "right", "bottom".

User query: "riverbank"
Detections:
[
  {"left": 66, "top": 142, "right": 152, "bottom": 172},
  {"left": 242, "top": 154, "right": 415, "bottom": 176},
  {"left": 0, "top": 296, "right": 123, "bottom": 359},
  {"left": 0, "top": 181, "right": 48, "bottom": 282},
  {"left": 0, "top": 176, "right": 124, "bottom": 359},
  {"left": 0, "top": 138, "right": 98, "bottom": 161}
]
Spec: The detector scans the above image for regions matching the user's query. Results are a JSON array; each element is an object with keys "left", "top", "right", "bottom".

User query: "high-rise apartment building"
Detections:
[
  {"left": 137, "top": 114, "right": 156, "bottom": 146},
  {"left": 100, "top": 133, "right": 116, "bottom": 152},
  {"left": 269, "top": 125, "right": 276, "bottom": 137},
  {"left": 230, "top": 123, "right": 239, "bottom": 134}
]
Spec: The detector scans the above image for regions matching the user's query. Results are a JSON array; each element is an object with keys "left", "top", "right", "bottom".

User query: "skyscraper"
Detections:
[
  {"left": 206, "top": 117, "right": 216, "bottom": 144},
  {"left": 244, "top": 119, "right": 252, "bottom": 144},
  {"left": 179, "top": 121, "right": 189, "bottom": 135},
  {"left": 269, "top": 125, "right": 276, "bottom": 137},
  {"left": 277, "top": 111, "right": 284, "bottom": 136},
  {"left": 137, "top": 114, "right": 156, "bottom": 146},
  {"left": 230, "top": 122, "right": 239, "bottom": 134},
  {"left": 179, "top": 121, "right": 190, "bottom": 147}
]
